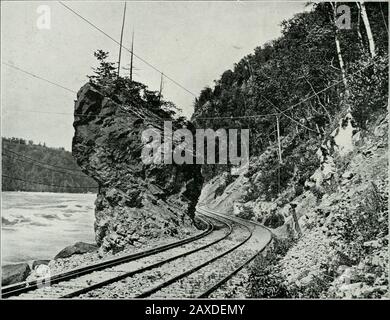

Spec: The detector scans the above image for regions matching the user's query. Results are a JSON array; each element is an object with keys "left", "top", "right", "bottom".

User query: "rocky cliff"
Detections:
[{"left": 72, "top": 83, "right": 202, "bottom": 253}]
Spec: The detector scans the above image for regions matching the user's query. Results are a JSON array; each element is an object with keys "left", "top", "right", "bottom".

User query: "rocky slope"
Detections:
[
  {"left": 72, "top": 83, "right": 202, "bottom": 253},
  {"left": 200, "top": 112, "right": 388, "bottom": 298},
  {"left": 277, "top": 113, "right": 388, "bottom": 298}
]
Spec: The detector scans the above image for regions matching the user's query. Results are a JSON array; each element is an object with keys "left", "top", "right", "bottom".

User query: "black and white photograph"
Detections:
[{"left": 1, "top": 0, "right": 389, "bottom": 306}]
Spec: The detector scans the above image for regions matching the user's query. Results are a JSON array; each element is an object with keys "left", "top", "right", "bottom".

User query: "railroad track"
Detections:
[
  {"left": 142, "top": 207, "right": 272, "bottom": 298},
  {"left": 3, "top": 214, "right": 231, "bottom": 299},
  {"left": 73, "top": 208, "right": 271, "bottom": 299},
  {"left": 2, "top": 214, "right": 215, "bottom": 298},
  {"left": 195, "top": 206, "right": 273, "bottom": 298},
  {"left": 3, "top": 207, "right": 273, "bottom": 299}
]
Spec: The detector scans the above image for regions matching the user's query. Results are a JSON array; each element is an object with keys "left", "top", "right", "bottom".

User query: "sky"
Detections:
[{"left": 2, "top": 0, "right": 307, "bottom": 150}]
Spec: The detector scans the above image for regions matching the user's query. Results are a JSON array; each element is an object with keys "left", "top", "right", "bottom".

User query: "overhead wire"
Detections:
[
  {"left": 58, "top": 1, "right": 197, "bottom": 97},
  {"left": 2, "top": 174, "right": 97, "bottom": 189}
]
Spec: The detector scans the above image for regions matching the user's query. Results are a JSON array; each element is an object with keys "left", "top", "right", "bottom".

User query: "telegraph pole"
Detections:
[
  {"left": 117, "top": 2, "right": 127, "bottom": 78},
  {"left": 276, "top": 115, "right": 282, "bottom": 164},
  {"left": 276, "top": 114, "right": 282, "bottom": 195},
  {"left": 129, "top": 30, "right": 134, "bottom": 81},
  {"left": 159, "top": 72, "right": 164, "bottom": 102}
]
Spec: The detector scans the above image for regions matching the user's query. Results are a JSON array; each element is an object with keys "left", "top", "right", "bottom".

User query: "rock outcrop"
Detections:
[
  {"left": 72, "top": 83, "right": 202, "bottom": 253},
  {"left": 54, "top": 242, "right": 98, "bottom": 259},
  {"left": 2, "top": 263, "right": 31, "bottom": 286}
]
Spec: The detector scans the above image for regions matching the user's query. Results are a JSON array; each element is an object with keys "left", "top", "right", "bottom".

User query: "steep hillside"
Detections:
[
  {"left": 193, "top": 2, "right": 388, "bottom": 188},
  {"left": 194, "top": 2, "right": 388, "bottom": 298},
  {"left": 201, "top": 113, "right": 388, "bottom": 298}
]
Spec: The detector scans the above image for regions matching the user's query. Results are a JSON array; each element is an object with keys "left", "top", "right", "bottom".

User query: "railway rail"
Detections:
[
  {"left": 195, "top": 206, "right": 273, "bottom": 298},
  {"left": 2, "top": 215, "right": 214, "bottom": 298},
  {"left": 3, "top": 207, "right": 273, "bottom": 299}
]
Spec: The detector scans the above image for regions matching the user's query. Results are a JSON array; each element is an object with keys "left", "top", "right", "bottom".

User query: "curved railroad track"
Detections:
[
  {"left": 195, "top": 206, "right": 273, "bottom": 298},
  {"left": 2, "top": 215, "right": 215, "bottom": 298},
  {"left": 3, "top": 207, "right": 273, "bottom": 299}
]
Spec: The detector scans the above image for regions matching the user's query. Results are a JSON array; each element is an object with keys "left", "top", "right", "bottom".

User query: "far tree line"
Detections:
[{"left": 2, "top": 137, "right": 98, "bottom": 193}]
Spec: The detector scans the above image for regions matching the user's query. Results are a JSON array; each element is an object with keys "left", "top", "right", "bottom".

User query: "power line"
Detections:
[
  {"left": 194, "top": 112, "right": 278, "bottom": 121},
  {"left": 260, "top": 95, "right": 318, "bottom": 133},
  {"left": 4, "top": 108, "right": 80, "bottom": 117},
  {"left": 2, "top": 62, "right": 77, "bottom": 94},
  {"left": 2, "top": 148, "right": 84, "bottom": 173},
  {"left": 2, "top": 63, "right": 174, "bottom": 122},
  {"left": 2, "top": 174, "right": 97, "bottom": 189},
  {"left": 3, "top": 106, "right": 171, "bottom": 123},
  {"left": 194, "top": 59, "right": 386, "bottom": 121},
  {"left": 4, "top": 50, "right": 385, "bottom": 127},
  {"left": 2, "top": 151, "right": 92, "bottom": 178},
  {"left": 58, "top": 1, "right": 197, "bottom": 97},
  {"left": 282, "top": 59, "right": 384, "bottom": 113}
]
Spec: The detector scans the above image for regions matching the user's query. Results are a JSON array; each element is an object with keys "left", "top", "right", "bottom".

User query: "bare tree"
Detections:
[
  {"left": 357, "top": 2, "right": 376, "bottom": 58},
  {"left": 356, "top": 3, "right": 365, "bottom": 51},
  {"left": 330, "top": 2, "right": 350, "bottom": 97}
]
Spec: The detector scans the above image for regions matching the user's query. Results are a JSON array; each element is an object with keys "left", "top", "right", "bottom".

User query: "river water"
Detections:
[{"left": 1, "top": 192, "right": 96, "bottom": 265}]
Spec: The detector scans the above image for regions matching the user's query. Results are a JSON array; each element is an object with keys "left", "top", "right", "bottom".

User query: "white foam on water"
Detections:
[{"left": 1, "top": 192, "right": 97, "bottom": 264}]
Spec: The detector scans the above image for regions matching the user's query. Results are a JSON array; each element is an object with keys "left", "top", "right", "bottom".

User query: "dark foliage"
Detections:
[
  {"left": 248, "top": 236, "right": 296, "bottom": 298},
  {"left": 2, "top": 137, "right": 97, "bottom": 193},
  {"left": 88, "top": 50, "right": 181, "bottom": 120},
  {"left": 191, "top": 2, "right": 388, "bottom": 196}
]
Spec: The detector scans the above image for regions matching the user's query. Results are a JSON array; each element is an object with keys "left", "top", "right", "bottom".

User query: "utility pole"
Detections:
[
  {"left": 117, "top": 2, "right": 127, "bottom": 78},
  {"left": 159, "top": 72, "right": 164, "bottom": 102},
  {"left": 276, "top": 115, "right": 282, "bottom": 164},
  {"left": 275, "top": 115, "right": 282, "bottom": 196},
  {"left": 129, "top": 30, "right": 134, "bottom": 81}
]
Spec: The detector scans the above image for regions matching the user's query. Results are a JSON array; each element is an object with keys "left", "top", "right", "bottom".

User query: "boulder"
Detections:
[
  {"left": 54, "top": 242, "right": 98, "bottom": 259},
  {"left": 2, "top": 263, "right": 31, "bottom": 286},
  {"left": 363, "top": 239, "right": 383, "bottom": 249},
  {"left": 2, "top": 217, "right": 17, "bottom": 226},
  {"left": 374, "top": 123, "right": 387, "bottom": 137},
  {"left": 35, "top": 264, "right": 51, "bottom": 278},
  {"left": 342, "top": 171, "right": 354, "bottom": 180}
]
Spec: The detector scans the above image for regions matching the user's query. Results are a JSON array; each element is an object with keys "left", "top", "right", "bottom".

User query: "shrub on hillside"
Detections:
[
  {"left": 329, "top": 183, "right": 388, "bottom": 265},
  {"left": 349, "top": 55, "right": 388, "bottom": 129},
  {"left": 248, "top": 237, "right": 295, "bottom": 298},
  {"left": 236, "top": 205, "right": 255, "bottom": 220},
  {"left": 288, "top": 273, "right": 334, "bottom": 298},
  {"left": 263, "top": 211, "right": 285, "bottom": 228}
]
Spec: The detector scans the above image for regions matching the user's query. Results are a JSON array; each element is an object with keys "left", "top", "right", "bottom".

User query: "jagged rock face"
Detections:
[
  {"left": 72, "top": 83, "right": 202, "bottom": 252},
  {"left": 305, "top": 112, "right": 360, "bottom": 188}
]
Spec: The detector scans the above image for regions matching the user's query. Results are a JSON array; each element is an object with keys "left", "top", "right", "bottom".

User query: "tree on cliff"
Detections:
[
  {"left": 87, "top": 50, "right": 180, "bottom": 120},
  {"left": 88, "top": 50, "right": 117, "bottom": 91}
]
